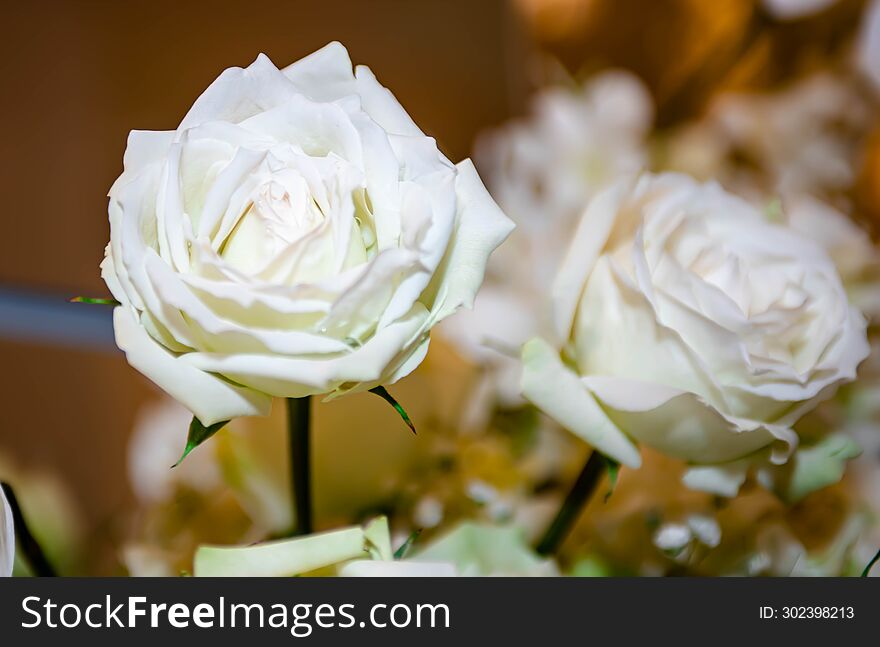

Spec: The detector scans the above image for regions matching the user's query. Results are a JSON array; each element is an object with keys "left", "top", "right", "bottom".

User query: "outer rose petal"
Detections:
[
  {"left": 281, "top": 41, "right": 423, "bottom": 137},
  {"left": 858, "top": 0, "right": 880, "bottom": 93},
  {"left": 1, "top": 486, "right": 13, "bottom": 577},
  {"left": 180, "top": 303, "right": 430, "bottom": 398},
  {"left": 427, "top": 159, "right": 515, "bottom": 324},
  {"left": 281, "top": 41, "right": 357, "bottom": 102},
  {"left": 520, "top": 338, "right": 641, "bottom": 467},
  {"left": 194, "top": 526, "right": 367, "bottom": 577},
  {"left": 177, "top": 54, "right": 299, "bottom": 132},
  {"left": 550, "top": 178, "right": 631, "bottom": 341},
  {"left": 113, "top": 307, "right": 271, "bottom": 425},
  {"left": 121, "top": 130, "right": 175, "bottom": 176},
  {"left": 582, "top": 375, "right": 777, "bottom": 464}
]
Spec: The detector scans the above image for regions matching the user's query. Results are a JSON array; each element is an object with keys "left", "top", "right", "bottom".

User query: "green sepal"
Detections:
[
  {"left": 173, "top": 417, "right": 229, "bottom": 468},
  {"left": 393, "top": 529, "right": 422, "bottom": 560},
  {"left": 69, "top": 296, "right": 120, "bottom": 305},
  {"left": 369, "top": 386, "right": 416, "bottom": 434},
  {"left": 604, "top": 457, "right": 620, "bottom": 502}
]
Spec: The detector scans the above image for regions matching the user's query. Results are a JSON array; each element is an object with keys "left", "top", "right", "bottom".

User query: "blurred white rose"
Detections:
[
  {"left": 443, "top": 72, "right": 652, "bottom": 406},
  {"left": 1, "top": 486, "right": 13, "bottom": 577},
  {"left": 128, "top": 398, "right": 223, "bottom": 503},
  {"left": 762, "top": 0, "right": 837, "bottom": 20},
  {"left": 339, "top": 560, "right": 458, "bottom": 577},
  {"left": 522, "top": 173, "right": 869, "bottom": 479},
  {"left": 652, "top": 514, "right": 721, "bottom": 564},
  {"left": 665, "top": 74, "right": 872, "bottom": 200},
  {"left": 857, "top": 0, "right": 880, "bottom": 93},
  {"left": 102, "top": 41, "right": 513, "bottom": 425}
]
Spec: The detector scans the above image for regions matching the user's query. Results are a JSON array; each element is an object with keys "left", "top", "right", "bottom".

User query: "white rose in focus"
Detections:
[
  {"left": 102, "top": 42, "right": 513, "bottom": 425},
  {"left": 521, "top": 174, "right": 869, "bottom": 479},
  {"left": 1, "top": 486, "right": 13, "bottom": 577}
]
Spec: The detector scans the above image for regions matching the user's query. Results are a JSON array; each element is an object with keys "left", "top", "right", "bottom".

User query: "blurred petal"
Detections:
[
  {"left": 682, "top": 461, "right": 751, "bottom": 497},
  {"left": 194, "top": 526, "right": 367, "bottom": 577},
  {"left": 413, "top": 522, "right": 557, "bottom": 576},
  {"left": 340, "top": 560, "right": 458, "bottom": 577}
]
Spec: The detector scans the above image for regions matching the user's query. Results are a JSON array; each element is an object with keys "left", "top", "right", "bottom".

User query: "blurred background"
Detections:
[{"left": 1, "top": 0, "right": 879, "bottom": 575}]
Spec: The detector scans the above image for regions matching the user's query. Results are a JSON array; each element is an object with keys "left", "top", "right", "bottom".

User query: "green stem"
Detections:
[
  {"left": 535, "top": 451, "right": 605, "bottom": 556},
  {"left": 862, "top": 546, "right": 880, "bottom": 577},
  {"left": 1, "top": 481, "right": 56, "bottom": 576},
  {"left": 286, "top": 397, "right": 312, "bottom": 537}
]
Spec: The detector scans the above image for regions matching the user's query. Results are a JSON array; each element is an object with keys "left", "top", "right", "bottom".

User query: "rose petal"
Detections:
[
  {"left": 113, "top": 307, "right": 271, "bottom": 425},
  {"left": 520, "top": 338, "right": 641, "bottom": 467},
  {"left": 425, "top": 159, "right": 515, "bottom": 324}
]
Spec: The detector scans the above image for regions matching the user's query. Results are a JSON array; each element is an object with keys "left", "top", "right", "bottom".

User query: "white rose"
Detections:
[
  {"left": 1, "top": 486, "right": 13, "bottom": 577},
  {"left": 664, "top": 73, "right": 872, "bottom": 204},
  {"left": 102, "top": 42, "right": 513, "bottom": 425},
  {"left": 762, "top": 0, "right": 837, "bottom": 20},
  {"left": 521, "top": 173, "right": 869, "bottom": 476},
  {"left": 857, "top": 0, "right": 880, "bottom": 94}
]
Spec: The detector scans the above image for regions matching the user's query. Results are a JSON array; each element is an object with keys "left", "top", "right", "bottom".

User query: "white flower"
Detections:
[
  {"left": 1, "top": 486, "right": 13, "bottom": 577},
  {"left": 475, "top": 72, "right": 652, "bottom": 245},
  {"left": 521, "top": 173, "right": 869, "bottom": 478},
  {"left": 442, "top": 72, "right": 652, "bottom": 404},
  {"left": 665, "top": 74, "right": 872, "bottom": 200},
  {"left": 857, "top": 0, "right": 880, "bottom": 94},
  {"left": 763, "top": 0, "right": 837, "bottom": 20},
  {"left": 102, "top": 42, "right": 513, "bottom": 425}
]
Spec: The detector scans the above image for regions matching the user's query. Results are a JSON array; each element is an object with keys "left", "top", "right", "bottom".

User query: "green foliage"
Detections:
[
  {"left": 369, "top": 386, "right": 416, "bottom": 434},
  {"left": 173, "top": 417, "right": 229, "bottom": 468},
  {"left": 69, "top": 296, "right": 119, "bottom": 305}
]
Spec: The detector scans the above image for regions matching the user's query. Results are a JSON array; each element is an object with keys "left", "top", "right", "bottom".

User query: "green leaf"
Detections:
[
  {"left": 393, "top": 529, "right": 422, "bottom": 560},
  {"left": 783, "top": 434, "right": 862, "bottom": 503},
  {"left": 368, "top": 386, "right": 416, "bottom": 434},
  {"left": 603, "top": 457, "right": 620, "bottom": 502},
  {"left": 172, "top": 417, "right": 229, "bottom": 468},
  {"left": 69, "top": 296, "right": 120, "bottom": 306}
]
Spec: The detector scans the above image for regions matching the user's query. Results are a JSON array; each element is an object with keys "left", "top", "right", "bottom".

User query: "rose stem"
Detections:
[
  {"left": 286, "top": 396, "right": 313, "bottom": 536},
  {"left": 1, "top": 481, "right": 57, "bottom": 576},
  {"left": 535, "top": 451, "right": 605, "bottom": 556}
]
